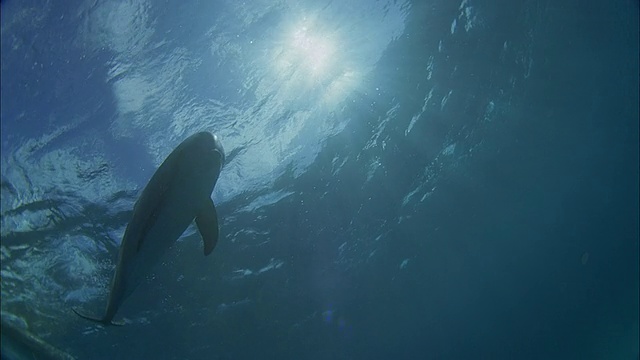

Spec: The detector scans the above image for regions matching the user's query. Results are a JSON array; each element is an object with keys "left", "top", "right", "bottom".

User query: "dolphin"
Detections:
[{"left": 73, "top": 131, "right": 225, "bottom": 326}]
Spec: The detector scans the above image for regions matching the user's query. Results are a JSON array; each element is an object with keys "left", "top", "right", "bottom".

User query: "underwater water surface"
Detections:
[{"left": 1, "top": 0, "right": 638, "bottom": 359}]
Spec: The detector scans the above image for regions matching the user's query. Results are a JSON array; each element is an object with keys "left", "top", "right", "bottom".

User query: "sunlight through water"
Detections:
[
  {"left": 290, "top": 22, "right": 335, "bottom": 76},
  {"left": 272, "top": 15, "right": 360, "bottom": 106}
]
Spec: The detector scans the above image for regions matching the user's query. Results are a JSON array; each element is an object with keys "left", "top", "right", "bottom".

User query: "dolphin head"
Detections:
[
  {"left": 178, "top": 132, "right": 225, "bottom": 184},
  {"left": 211, "top": 133, "right": 225, "bottom": 168},
  {"left": 187, "top": 132, "right": 225, "bottom": 167}
]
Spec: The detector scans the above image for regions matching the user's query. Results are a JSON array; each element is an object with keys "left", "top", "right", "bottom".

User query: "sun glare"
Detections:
[
  {"left": 290, "top": 25, "right": 335, "bottom": 75},
  {"left": 268, "top": 15, "right": 363, "bottom": 108}
]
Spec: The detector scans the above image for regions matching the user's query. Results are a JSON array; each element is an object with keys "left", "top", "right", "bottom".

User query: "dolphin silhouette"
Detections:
[{"left": 73, "top": 132, "right": 225, "bottom": 326}]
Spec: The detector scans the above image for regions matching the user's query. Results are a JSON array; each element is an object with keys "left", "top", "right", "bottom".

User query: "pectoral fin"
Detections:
[{"left": 195, "top": 198, "right": 219, "bottom": 256}]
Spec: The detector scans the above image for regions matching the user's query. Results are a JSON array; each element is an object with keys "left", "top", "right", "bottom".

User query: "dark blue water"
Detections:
[{"left": 1, "top": 0, "right": 638, "bottom": 359}]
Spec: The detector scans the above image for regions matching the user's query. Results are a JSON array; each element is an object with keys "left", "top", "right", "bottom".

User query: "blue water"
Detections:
[{"left": 1, "top": 0, "right": 638, "bottom": 359}]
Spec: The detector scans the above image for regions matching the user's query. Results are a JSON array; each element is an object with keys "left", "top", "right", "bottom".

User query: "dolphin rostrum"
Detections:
[{"left": 73, "top": 132, "right": 225, "bottom": 326}]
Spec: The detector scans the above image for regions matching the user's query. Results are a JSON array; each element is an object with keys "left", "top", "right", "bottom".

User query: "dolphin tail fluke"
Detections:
[{"left": 72, "top": 308, "right": 125, "bottom": 326}]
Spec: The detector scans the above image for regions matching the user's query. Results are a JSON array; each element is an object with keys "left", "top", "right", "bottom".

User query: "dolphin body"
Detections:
[{"left": 73, "top": 132, "right": 225, "bottom": 326}]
